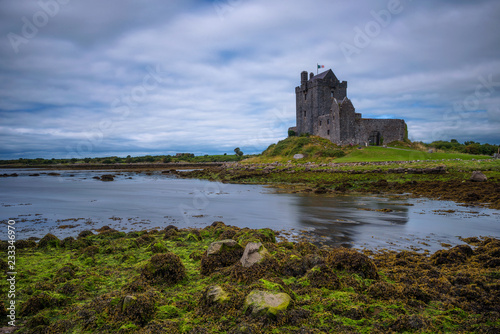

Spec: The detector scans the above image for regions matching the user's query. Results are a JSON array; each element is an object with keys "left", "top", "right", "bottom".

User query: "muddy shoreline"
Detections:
[{"left": 176, "top": 162, "right": 500, "bottom": 210}]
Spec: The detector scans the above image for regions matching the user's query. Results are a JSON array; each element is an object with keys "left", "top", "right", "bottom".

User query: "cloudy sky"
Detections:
[{"left": 1, "top": 0, "right": 499, "bottom": 159}]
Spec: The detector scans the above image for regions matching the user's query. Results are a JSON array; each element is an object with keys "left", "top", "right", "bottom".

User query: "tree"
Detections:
[{"left": 234, "top": 147, "right": 243, "bottom": 157}]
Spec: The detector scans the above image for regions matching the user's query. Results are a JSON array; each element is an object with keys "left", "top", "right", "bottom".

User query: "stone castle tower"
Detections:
[{"left": 290, "top": 69, "right": 407, "bottom": 146}]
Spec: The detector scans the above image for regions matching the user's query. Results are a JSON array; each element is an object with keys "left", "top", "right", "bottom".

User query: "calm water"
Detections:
[{"left": 1, "top": 169, "right": 499, "bottom": 251}]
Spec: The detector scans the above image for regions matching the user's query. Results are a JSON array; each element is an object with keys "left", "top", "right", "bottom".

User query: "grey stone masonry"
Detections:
[{"left": 291, "top": 69, "right": 407, "bottom": 146}]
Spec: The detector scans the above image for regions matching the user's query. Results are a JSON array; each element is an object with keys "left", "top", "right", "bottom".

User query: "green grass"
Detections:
[
  {"left": 244, "top": 136, "right": 492, "bottom": 164},
  {"left": 335, "top": 146, "right": 491, "bottom": 163}
]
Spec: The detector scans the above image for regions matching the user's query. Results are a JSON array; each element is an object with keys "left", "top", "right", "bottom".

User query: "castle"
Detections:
[{"left": 289, "top": 69, "right": 407, "bottom": 146}]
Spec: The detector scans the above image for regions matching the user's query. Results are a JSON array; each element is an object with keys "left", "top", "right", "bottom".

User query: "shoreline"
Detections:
[
  {"left": 176, "top": 160, "right": 500, "bottom": 210},
  {"left": 2, "top": 224, "right": 499, "bottom": 333}
]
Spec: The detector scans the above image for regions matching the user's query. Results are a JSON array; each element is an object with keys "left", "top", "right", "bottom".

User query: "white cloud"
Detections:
[{"left": 0, "top": 0, "right": 499, "bottom": 159}]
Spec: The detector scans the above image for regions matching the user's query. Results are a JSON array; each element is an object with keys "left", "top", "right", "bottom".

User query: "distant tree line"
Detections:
[
  {"left": 0, "top": 153, "right": 249, "bottom": 166},
  {"left": 423, "top": 139, "right": 499, "bottom": 156}
]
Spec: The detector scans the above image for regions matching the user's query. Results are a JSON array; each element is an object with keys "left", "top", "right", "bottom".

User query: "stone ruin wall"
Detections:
[{"left": 358, "top": 119, "right": 407, "bottom": 145}]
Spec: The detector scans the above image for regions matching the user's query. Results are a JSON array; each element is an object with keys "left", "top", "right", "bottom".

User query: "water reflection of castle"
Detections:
[{"left": 294, "top": 195, "right": 410, "bottom": 248}]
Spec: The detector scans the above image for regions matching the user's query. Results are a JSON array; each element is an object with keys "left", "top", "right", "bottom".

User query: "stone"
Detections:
[
  {"left": 205, "top": 285, "right": 229, "bottom": 304},
  {"left": 201, "top": 239, "right": 244, "bottom": 275},
  {"left": 244, "top": 290, "right": 291, "bottom": 317},
  {"left": 121, "top": 295, "right": 137, "bottom": 313},
  {"left": 207, "top": 239, "right": 240, "bottom": 255},
  {"left": 100, "top": 174, "right": 114, "bottom": 181},
  {"left": 240, "top": 242, "right": 269, "bottom": 268},
  {"left": 428, "top": 149, "right": 434, "bottom": 153},
  {"left": 470, "top": 171, "right": 487, "bottom": 182},
  {"left": 293, "top": 154, "right": 305, "bottom": 160}
]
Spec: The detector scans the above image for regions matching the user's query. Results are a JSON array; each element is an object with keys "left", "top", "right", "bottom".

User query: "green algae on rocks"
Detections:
[{"left": 1, "top": 224, "right": 499, "bottom": 333}]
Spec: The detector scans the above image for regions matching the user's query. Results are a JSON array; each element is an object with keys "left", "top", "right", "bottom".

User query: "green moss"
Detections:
[{"left": 10, "top": 228, "right": 500, "bottom": 333}]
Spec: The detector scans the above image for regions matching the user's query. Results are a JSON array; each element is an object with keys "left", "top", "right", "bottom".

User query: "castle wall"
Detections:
[
  {"left": 338, "top": 98, "right": 357, "bottom": 145},
  {"left": 359, "top": 119, "right": 407, "bottom": 145}
]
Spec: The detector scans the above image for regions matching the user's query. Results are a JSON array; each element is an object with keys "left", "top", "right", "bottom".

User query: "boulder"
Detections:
[
  {"left": 240, "top": 242, "right": 269, "bottom": 268},
  {"left": 470, "top": 171, "right": 487, "bottom": 182},
  {"left": 207, "top": 239, "right": 239, "bottom": 255},
  {"left": 293, "top": 154, "right": 305, "bottom": 160},
  {"left": 244, "top": 290, "right": 291, "bottom": 317},
  {"left": 205, "top": 285, "right": 229, "bottom": 304},
  {"left": 201, "top": 239, "right": 244, "bottom": 275},
  {"left": 100, "top": 174, "right": 114, "bottom": 181},
  {"left": 121, "top": 295, "right": 137, "bottom": 313}
]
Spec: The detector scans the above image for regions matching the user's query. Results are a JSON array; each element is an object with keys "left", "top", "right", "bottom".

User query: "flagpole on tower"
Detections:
[{"left": 317, "top": 63, "right": 318, "bottom": 75}]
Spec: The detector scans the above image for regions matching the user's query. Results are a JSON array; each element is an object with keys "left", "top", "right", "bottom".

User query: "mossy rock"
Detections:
[
  {"left": 157, "top": 305, "right": 181, "bottom": 320},
  {"left": 20, "top": 293, "right": 62, "bottom": 316},
  {"left": 150, "top": 242, "right": 169, "bottom": 254},
  {"left": 231, "top": 256, "right": 279, "bottom": 283},
  {"left": 54, "top": 265, "right": 77, "bottom": 283},
  {"left": 306, "top": 264, "right": 340, "bottom": 290},
  {"left": 234, "top": 228, "right": 276, "bottom": 246},
  {"left": 185, "top": 233, "right": 201, "bottom": 242},
  {"left": 77, "top": 229, "right": 94, "bottom": 239},
  {"left": 137, "top": 233, "right": 156, "bottom": 246},
  {"left": 60, "top": 236, "right": 76, "bottom": 248},
  {"left": 38, "top": 233, "right": 60, "bottom": 248},
  {"left": 47, "top": 319, "right": 75, "bottom": 333},
  {"left": 216, "top": 227, "right": 239, "bottom": 241},
  {"left": 294, "top": 241, "right": 318, "bottom": 256},
  {"left": 26, "top": 313, "right": 50, "bottom": 329},
  {"left": 244, "top": 290, "right": 291, "bottom": 317},
  {"left": 141, "top": 253, "right": 186, "bottom": 285},
  {"left": 123, "top": 278, "right": 151, "bottom": 294},
  {"left": 199, "top": 284, "right": 245, "bottom": 317},
  {"left": 163, "top": 228, "right": 179, "bottom": 240},
  {"left": 81, "top": 245, "right": 99, "bottom": 257},
  {"left": 391, "top": 314, "right": 429, "bottom": 332},
  {"left": 240, "top": 242, "right": 269, "bottom": 268},
  {"left": 200, "top": 240, "right": 244, "bottom": 275},
  {"left": 326, "top": 248, "right": 379, "bottom": 280},
  {"left": 280, "top": 253, "right": 324, "bottom": 278},
  {"left": 15, "top": 239, "right": 37, "bottom": 249},
  {"left": 431, "top": 244, "right": 473, "bottom": 265},
  {"left": 189, "top": 250, "right": 204, "bottom": 261},
  {"left": 367, "top": 281, "right": 398, "bottom": 300}
]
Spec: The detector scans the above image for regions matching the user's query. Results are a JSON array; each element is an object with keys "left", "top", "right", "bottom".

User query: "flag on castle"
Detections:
[{"left": 317, "top": 64, "right": 325, "bottom": 69}]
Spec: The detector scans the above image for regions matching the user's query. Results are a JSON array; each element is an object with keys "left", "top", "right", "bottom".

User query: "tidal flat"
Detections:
[
  {"left": 1, "top": 224, "right": 499, "bottom": 333},
  {"left": 1, "top": 161, "right": 499, "bottom": 333}
]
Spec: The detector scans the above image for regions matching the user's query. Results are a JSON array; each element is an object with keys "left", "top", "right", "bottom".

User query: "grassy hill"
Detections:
[
  {"left": 245, "top": 136, "right": 491, "bottom": 163},
  {"left": 245, "top": 136, "right": 346, "bottom": 163},
  {"left": 335, "top": 146, "right": 491, "bottom": 162}
]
